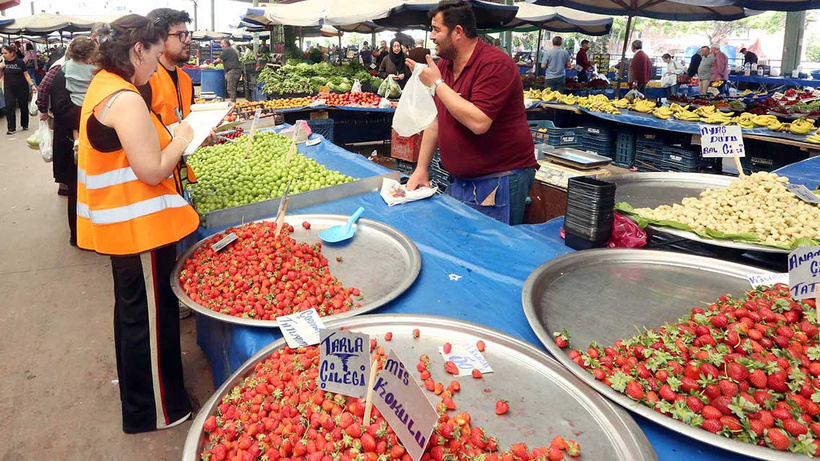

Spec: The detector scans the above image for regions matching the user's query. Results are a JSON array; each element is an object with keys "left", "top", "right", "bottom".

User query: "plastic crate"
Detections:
[
  {"left": 581, "top": 124, "right": 614, "bottom": 142},
  {"left": 580, "top": 137, "right": 615, "bottom": 157},
  {"left": 391, "top": 129, "right": 423, "bottom": 162},
  {"left": 306, "top": 118, "right": 334, "bottom": 143},
  {"left": 528, "top": 120, "right": 555, "bottom": 144},
  {"left": 395, "top": 158, "right": 416, "bottom": 175},
  {"left": 614, "top": 130, "right": 636, "bottom": 168}
]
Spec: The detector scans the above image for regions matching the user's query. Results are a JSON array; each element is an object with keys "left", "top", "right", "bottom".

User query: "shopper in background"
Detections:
[
  {"left": 541, "top": 36, "right": 570, "bottom": 93},
  {"left": 629, "top": 40, "right": 652, "bottom": 94},
  {"left": 662, "top": 53, "right": 683, "bottom": 96},
  {"left": 259, "top": 39, "right": 271, "bottom": 55},
  {"left": 1, "top": 44, "right": 37, "bottom": 135},
  {"left": 405, "top": 0, "right": 537, "bottom": 226},
  {"left": 360, "top": 41, "right": 373, "bottom": 67},
  {"left": 374, "top": 40, "right": 389, "bottom": 66},
  {"left": 48, "top": 37, "right": 97, "bottom": 247},
  {"left": 739, "top": 47, "right": 758, "bottom": 67},
  {"left": 686, "top": 47, "right": 702, "bottom": 80},
  {"left": 710, "top": 44, "right": 728, "bottom": 93},
  {"left": 23, "top": 42, "right": 38, "bottom": 81},
  {"left": 697, "top": 46, "right": 714, "bottom": 94},
  {"left": 407, "top": 39, "right": 430, "bottom": 63},
  {"left": 78, "top": 14, "right": 198, "bottom": 434},
  {"left": 213, "top": 38, "right": 242, "bottom": 101},
  {"left": 576, "top": 39, "right": 592, "bottom": 83},
  {"left": 378, "top": 39, "right": 409, "bottom": 89}
]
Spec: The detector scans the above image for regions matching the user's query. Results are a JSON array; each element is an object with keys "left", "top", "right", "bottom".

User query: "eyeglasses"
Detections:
[{"left": 168, "top": 31, "right": 191, "bottom": 42}]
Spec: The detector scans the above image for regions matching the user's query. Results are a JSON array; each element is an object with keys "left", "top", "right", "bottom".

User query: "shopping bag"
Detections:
[
  {"left": 351, "top": 79, "right": 362, "bottom": 93},
  {"left": 660, "top": 74, "right": 676, "bottom": 88},
  {"left": 392, "top": 64, "right": 437, "bottom": 137},
  {"left": 38, "top": 119, "right": 53, "bottom": 162},
  {"left": 29, "top": 96, "right": 38, "bottom": 116}
]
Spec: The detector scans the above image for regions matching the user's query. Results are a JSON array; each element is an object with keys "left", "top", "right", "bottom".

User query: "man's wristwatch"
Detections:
[{"left": 431, "top": 78, "right": 444, "bottom": 95}]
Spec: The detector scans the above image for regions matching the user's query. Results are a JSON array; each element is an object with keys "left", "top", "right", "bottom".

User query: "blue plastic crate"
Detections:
[
  {"left": 614, "top": 130, "right": 636, "bottom": 168},
  {"left": 306, "top": 118, "right": 335, "bottom": 143},
  {"left": 580, "top": 138, "right": 615, "bottom": 158}
]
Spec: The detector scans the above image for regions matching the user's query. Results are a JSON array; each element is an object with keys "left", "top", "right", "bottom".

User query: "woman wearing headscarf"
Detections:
[{"left": 378, "top": 39, "right": 409, "bottom": 89}]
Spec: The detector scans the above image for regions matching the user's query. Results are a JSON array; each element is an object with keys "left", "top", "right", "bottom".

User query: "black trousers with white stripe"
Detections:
[{"left": 110, "top": 243, "right": 191, "bottom": 433}]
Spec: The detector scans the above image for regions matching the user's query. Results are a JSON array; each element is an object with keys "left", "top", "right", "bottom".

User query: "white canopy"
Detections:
[
  {"left": 245, "top": 0, "right": 403, "bottom": 28},
  {"left": 506, "top": 2, "right": 613, "bottom": 35},
  {"left": 0, "top": 13, "right": 94, "bottom": 35}
]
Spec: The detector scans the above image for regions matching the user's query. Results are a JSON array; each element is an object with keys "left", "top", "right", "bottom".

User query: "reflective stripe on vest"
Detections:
[
  {"left": 77, "top": 194, "right": 190, "bottom": 225},
  {"left": 78, "top": 167, "right": 173, "bottom": 190}
]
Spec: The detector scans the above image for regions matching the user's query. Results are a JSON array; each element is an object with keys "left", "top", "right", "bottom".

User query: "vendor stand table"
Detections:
[
  {"left": 191, "top": 133, "right": 777, "bottom": 461},
  {"left": 182, "top": 68, "right": 202, "bottom": 85},
  {"left": 729, "top": 74, "right": 820, "bottom": 92}
]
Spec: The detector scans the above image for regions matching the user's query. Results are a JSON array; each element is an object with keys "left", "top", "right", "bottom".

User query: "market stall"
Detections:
[{"left": 729, "top": 74, "right": 820, "bottom": 91}]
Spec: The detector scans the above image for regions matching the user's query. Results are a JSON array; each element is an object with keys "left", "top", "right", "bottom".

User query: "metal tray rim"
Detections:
[
  {"left": 170, "top": 215, "right": 421, "bottom": 328},
  {"left": 521, "top": 249, "right": 809, "bottom": 461},
  {"left": 607, "top": 172, "right": 790, "bottom": 254},
  {"left": 182, "top": 314, "right": 657, "bottom": 461}
]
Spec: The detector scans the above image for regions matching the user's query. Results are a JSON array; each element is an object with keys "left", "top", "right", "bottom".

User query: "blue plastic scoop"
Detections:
[{"left": 319, "top": 207, "right": 365, "bottom": 243}]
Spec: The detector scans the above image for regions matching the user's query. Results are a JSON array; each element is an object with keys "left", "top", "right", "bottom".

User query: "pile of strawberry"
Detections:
[
  {"left": 180, "top": 221, "right": 361, "bottom": 320},
  {"left": 560, "top": 284, "right": 820, "bottom": 456},
  {"left": 200, "top": 331, "right": 582, "bottom": 461}
]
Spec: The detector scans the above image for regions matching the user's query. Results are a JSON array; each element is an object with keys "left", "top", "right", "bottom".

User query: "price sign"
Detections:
[
  {"left": 785, "top": 184, "right": 820, "bottom": 204},
  {"left": 788, "top": 247, "right": 820, "bottom": 300},
  {"left": 319, "top": 329, "right": 371, "bottom": 398},
  {"left": 276, "top": 308, "right": 325, "bottom": 348},
  {"left": 439, "top": 343, "right": 493, "bottom": 377},
  {"left": 700, "top": 125, "right": 746, "bottom": 158},
  {"left": 748, "top": 273, "right": 789, "bottom": 289},
  {"left": 210, "top": 232, "right": 238, "bottom": 252},
  {"left": 372, "top": 349, "right": 438, "bottom": 461}
]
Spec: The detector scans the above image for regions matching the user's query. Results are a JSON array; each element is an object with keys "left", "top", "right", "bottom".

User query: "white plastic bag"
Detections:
[
  {"left": 624, "top": 89, "right": 644, "bottom": 101},
  {"left": 379, "top": 177, "right": 437, "bottom": 206},
  {"left": 29, "top": 96, "right": 38, "bottom": 116},
  {"left": 38, "top": 119, "right": 53, "bottom": 163},
  {"left": 392, "top": 65, "right": 437, "bottom": 137},
  {"left": 660, "top": 74, "right": 676, "bottom": 87},
  {"left": 351, "top": 79, "right": 362, "bottom": 93}
]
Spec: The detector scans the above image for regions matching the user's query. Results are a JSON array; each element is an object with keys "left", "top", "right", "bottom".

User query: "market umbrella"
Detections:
[
  {"left": 0, "top": 0, "right": 20, "bottom": 12},
  {"left": 245, "top": 0, "right": 402, "bottom": 28},
  {"left": 502, "top": 2, "right": 612, "bottom": 35},
  {"left": 374, "top": 0, "right": 519, "bottom": 30},
  {"left": 191, "top": 30, "right": 232, "bottom": 41},
  {"left": 0, "top": 13, "right": 95, "bottom": 35}
]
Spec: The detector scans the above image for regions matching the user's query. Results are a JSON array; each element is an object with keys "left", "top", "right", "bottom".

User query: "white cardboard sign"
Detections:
[
  {"left": 788, "top": 247, "right": 820, "bottom": 300},
  {"left": 748, "top": 273, "right": 789, "bottom": 289},
  {"left": 438, "top": 343, "right": 493, "bottom": 377},
  {"left": 319, "top": 329, "right": 371, "bottom": 398},
  {"left": 210, "top": 232, "right": 238, "bottom": 252},
  {"left": 371, "top": 349, "right": 438, "bottom": 461},
  {"left": 276, "top": 309, "right": 325, "bottom": 348},
  {"left": 785, "top": 184, "right": 820, "bottom": 204},
  {"left": 700, "top": 125, "right": 746, "bottom": 158}
]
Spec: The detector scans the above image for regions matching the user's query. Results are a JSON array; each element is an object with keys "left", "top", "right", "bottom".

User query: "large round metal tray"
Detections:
[
  {"left": 609, "top": 172, "right": 789, "bottom": 254},
  {"left": 183, "top": 314, "right": 657, "bottom": 461},
  {"left": 171, "top": 215, "right": 421, "bottom": 327},
  {"left": 521, "top": 249, "right": 808, "bottom": 460}
]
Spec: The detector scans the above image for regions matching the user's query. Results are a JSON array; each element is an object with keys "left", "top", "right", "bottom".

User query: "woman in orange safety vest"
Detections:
[{"left": 77, "top": 14, "right": 199, "bottom": 433}]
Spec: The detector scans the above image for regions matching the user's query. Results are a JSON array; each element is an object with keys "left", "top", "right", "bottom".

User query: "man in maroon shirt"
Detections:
[
  {"left": 405, "top": 0, "right": 537, "bottom": 225},
  {"left": 576, "top": 39, "right": 592, "bottom": 83},
  {"left": 629, "top": 40, "right": 653, "bottom": 94}
]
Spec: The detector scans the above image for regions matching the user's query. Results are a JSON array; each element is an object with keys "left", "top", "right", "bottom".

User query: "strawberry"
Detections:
[
  {"left": 765, "top": 428, "right": 791, "bottom": 451},
  {"left": 625, "top": 380, "right": 644, "bottom": 401},
  {"left": 495, "top": 400, "right": 509, "bottom": 415},
  {"left": 783, "top": 419, "right": 809, "bottom": 437},
  {"left": 726, "top": 362, "right": 748, "bottom": 382},
  {"left": 547, "top": 446, "right": 564, "bottom": 461},
  {"left": 659, "top": 384, "right": 676, "bottom": 402},
  {"left": 443, "top": 342, "right": 453, "bottom": 354},
  {"left": 767, "top": 372, "right": 789, "bottom": 393},
  {"left": 302, "top": 221, "right": 311, "bottom": 229},
  {"left": 554, "top": 331, "right": 569, "bottom": 349},
  {"left": 702, "top": 405, "right": 723, "bottom": 420},
  {"left": 748, "top": 369, "right": 768, "bottom": 389},
  {"left": 361, "top": 434, "right": 377, "bottom": 453},
  {"left": 424, "top": 378, "right": 435, "bottom": 391},
  {"left": 701, "top": 419, "right": 723, "bottom": 433},
  {"left": 718, "top": 379, "right": 739, "bottom": 398},
  {"left": 384, "top": 332, "right": 393, "bottom": 341},
  {"left": 565, "top": 440, "right": 581, "bottom": 457},
  {"left": 444, "top": 361, "right": 459, "bottom": 375},
  {"left": 390, "top": 445, "right": 406, "bottom": 459},
  {"left": 204, "top": 414, "right": 217, "bottom": 432},
  {"left": 472, "top": 369, "right": 483, "bottom": 379},
  {"left": 550, "top": 436, "right": 566, "bottom": 451},
  {"left": 749, "top": 419, "right": 766, "bottom": 436},
  {"left": 412, "top": 328, "right": 420, "bottom": 339},
  {"left": 476, "top": 340, "right": 486, "bottom": 352}
]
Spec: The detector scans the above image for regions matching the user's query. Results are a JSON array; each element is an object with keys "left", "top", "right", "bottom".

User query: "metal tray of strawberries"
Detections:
[
  {"left": 522, "top": 249, "right": 808, "bottom": 460},
  {"left": 183, "top": 314, "right": 657, "bottom": 461},
  {"left": 171, "top": 215, "right": 421, "bottom": 328}
]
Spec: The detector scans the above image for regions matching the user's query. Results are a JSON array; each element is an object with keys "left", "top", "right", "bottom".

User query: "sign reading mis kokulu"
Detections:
[{"left": 319, "top": 329, "right": 371, "bottom": 398}]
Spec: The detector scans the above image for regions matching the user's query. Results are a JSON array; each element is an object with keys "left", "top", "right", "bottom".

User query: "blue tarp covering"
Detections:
[
  {"left": 580, "top": 107, "right": 816, "bottom": 144},
  {"left": 729, "top": 74, "right": 820, "bottom": 88},
  {"left": 774, "top": 156, "right": 820, "bottom": 188}
]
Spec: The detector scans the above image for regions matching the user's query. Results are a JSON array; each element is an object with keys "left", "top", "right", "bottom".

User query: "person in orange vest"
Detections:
[
  {"left": 77, "top": 15, "right": 199, "bottom": 433},
  {"left": 138, "top": 8, "right": 194, "bottom": 126}
]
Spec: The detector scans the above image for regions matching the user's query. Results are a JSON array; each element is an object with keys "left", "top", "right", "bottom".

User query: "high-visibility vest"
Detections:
[
  {"left": 147, "top": 63, "right": 193, "bottom": 125},
  {"left": 77, "top": 69, "right": 200, "bottom": 256}
]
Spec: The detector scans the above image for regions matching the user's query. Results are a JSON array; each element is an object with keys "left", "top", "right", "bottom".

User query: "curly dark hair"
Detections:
[
  {"left": 146, "top": 8, "right": 192, "bottom": 32},
  {"left": 428, "top": 0, "right": 477, "bottom": 39},
  {"left": 95, "top": 14, "right": 167, "bottom": 81},
  {"left": 66, "top": 36, "right": 97, "bottom": 63}
]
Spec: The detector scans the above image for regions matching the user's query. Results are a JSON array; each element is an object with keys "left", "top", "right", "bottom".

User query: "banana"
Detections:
[
  {"left": 752, "top": 115, "right": 777, "bottom": 127},
  {"left": 673, "top": 110, "right": 700, "bottom": 121},
  {"left": 734, "top": 118, "right": 755, "bottom": 130},
  {"left": 767, "top": 120, "right": 783, "bottom": 131},
  {"left": 694, "top": 105, "right": 717, "bottom": 117},
  {"left": 652, "top": 107, "right": 674, "bottom": 120},
  {"left": 790, "top": 118, "right": 817, "bottom": 135},
  {"left": 630, "top": 99, "right": 657, "bottom": 113},
  {"left": 669, "top": 103, "right": 689, "bottom": 113},
  {"left": 808, "top": 134, "right": 820, "bottom": 144}
]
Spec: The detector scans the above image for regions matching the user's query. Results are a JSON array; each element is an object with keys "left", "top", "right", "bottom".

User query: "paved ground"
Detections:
[{"left": 0, "top": 128, "right": 214, "bottom": 460}]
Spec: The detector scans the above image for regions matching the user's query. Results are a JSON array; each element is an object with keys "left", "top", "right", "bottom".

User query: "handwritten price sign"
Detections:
[
  {"left": 276, "top": 309, "right": 325, "bottom": 348},
  {"left": 789, "top": 247, "right": 820, "bottom": 300},
  {"left": 319, "top": 329, "right": 371, "bottom": 398},
  {"left": 439, "top": 343, "right": 493, "bottom": 377},
  {"left": 700, "top": 125, "right": 746, "bottom": 158}
]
